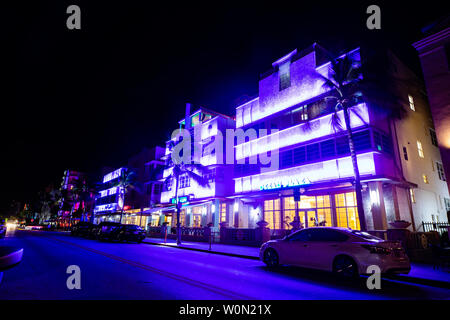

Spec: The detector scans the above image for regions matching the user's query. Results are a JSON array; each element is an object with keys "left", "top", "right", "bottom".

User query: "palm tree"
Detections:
[
  {"left": 113, "top": 168, "right": 140, "bottom": 224},
  {"left": 316, "top": 48, "right": 408, "bottom": 231},
  {"left": 164, "top": 143, "right": 210, "bottom": 245},
  {"left": 315, "top": 53, "right": 367, "bottom": 230}
]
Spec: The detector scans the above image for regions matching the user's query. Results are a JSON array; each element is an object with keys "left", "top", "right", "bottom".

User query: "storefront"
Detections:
[
  {"left": 159, "top": 199, "right": 231, "bottom": 229},
  {"left": 262, "top": 191, "right": 359, "bottom": 230},
  {"left": 233, "top": 184, "right": 363, "bottom": 231}
]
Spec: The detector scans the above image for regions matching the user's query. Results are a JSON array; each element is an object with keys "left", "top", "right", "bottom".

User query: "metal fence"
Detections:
[{"left": 421, "top": 222, "right": 450, "bottom": 235}]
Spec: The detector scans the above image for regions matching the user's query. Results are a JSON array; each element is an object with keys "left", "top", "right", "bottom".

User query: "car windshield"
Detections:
[{"left": 351, "top": 230, "right": 382, "bottom": 241}]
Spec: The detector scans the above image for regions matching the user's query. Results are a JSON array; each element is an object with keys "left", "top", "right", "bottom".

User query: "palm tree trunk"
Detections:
[
  {"left": 343, "top": 106, "right": 367, "bottom": 231},
  {"left": 174, "top": 176, "right": 181, "bottom": 245},
  {"left": 119, "top": 207, "right": 124, "bottom": 223},
  {"left": 119, "top": 187, "right": 125, "bottom": 223}
]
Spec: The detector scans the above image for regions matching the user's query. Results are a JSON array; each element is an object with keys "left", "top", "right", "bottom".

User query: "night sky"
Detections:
[{"left": 3, "top": 1, "right": 447, "bottom": 212}]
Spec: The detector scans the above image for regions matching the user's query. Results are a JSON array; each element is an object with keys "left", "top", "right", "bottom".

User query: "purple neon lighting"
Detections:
[
  {"left": 235, "top": 103, "right": 369, "bottom": 160},
  {"left": 234, "top": 152, "right": 376, "bottom": 193}
]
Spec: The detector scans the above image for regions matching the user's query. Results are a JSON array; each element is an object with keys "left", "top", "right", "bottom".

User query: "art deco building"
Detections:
[{"left": 230, "top": 44, "right": 449, "bottom": 233}]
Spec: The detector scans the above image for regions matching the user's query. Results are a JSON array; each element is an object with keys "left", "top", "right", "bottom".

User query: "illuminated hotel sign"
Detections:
[
  {"left": 103, "top": 168, "right": 123, "bottom": 183},
  {"left": 259, "top": 176, "right": 312, "bottom": 191},
  {"left": 99, "top": 186, "right": 119, "bottom": 198},
  {"left": 170, "top": 196, "right": 190, "bottom": 204},
  {"left": 94, "top": 203, "right": 118, "bottom": 213}
]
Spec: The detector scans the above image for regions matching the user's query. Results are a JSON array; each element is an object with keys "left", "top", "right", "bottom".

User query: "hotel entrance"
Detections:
[{"left": 298, "top": 209, "right": 316, "bottom": 228}]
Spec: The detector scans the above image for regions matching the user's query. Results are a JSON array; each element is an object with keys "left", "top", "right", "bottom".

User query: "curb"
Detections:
[
  {"left": 382, "top": 274, "right": 450, "bottom": 289},
  {"left": 142, "top": 240, "right": 260, "bottom": 260}
]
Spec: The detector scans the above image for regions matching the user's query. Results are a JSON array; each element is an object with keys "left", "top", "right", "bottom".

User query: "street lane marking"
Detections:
[{"left": 47, "top": 236, "right": 254, "bottom": 300}]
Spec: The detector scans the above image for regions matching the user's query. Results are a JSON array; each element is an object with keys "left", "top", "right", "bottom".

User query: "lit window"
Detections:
[
  {"left": 279, "top": 62, "right": 291, "bottom": 91},
  {"left": 430, "top": 129, "right": 438, "bottom": 147},
  {"left": 410, "top": 189, "right": 416, "bottom": 203},
  {"left": 417, "top": 141, "right": 424, "bottom": 158},
  {"left": 423, "top": 174, "right": 429, "bottom": 184},
  {"left": 437, "top": 162, "right": 446, "bottom": 181},
  {"left": 408, "top": 94, "right": 415, "bottom": 111}
]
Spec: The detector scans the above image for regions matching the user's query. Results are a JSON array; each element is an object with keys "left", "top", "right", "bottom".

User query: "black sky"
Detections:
[{"left": 3, "top": 0, "right": 448, "bottom": 211}]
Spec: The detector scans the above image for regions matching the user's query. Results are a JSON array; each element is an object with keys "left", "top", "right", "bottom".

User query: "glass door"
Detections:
[{"left": 298, "top": 209, "right": 317, "bottom": 228}]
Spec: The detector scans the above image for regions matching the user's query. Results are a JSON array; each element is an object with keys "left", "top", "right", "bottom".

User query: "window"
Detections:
[
  {"left": 430, "top": 129, "right": 438, "bottom": 147},
  {"left": 264, "top": 199, "right": 281, "bottom": 229},
  {"left": 403, "top": 146, "right": 408, "bottom": 161},
  {"left": 220, "top": 203, "right": 227, "bottom": 223},
  {"left": 417, "top": 141, "right": 424, "bottom": 158},
  {"left": 291, "top": 105, "right": 308, "bottom": 121},
  {"left": 408, "top": 94, "right": 415, "bottom": 111},
  {"left": 145, "top": 184, "right": 152, "bottom": 195},
  {"left": 320, "top": 139, "right": 336, "bottom": 158},
  {"left": 445, "top": 198, "right": 450, "bottom": 211},
  {"left": 353, "top": 130, "right": 372, "bottom": 151},
  {"left": 336, "top": 136, "right": 350, "bottom": 155},
  {"left": 279, "top": 62, "right": 291, "bottom": 91},
  {"left": 423, "top": 174, "right": 429, "bottom": 184},
  {"left": 309, "top": 229, "right": 349, "bottom": 242},
  {"left": 306, "top": 143, "right": 320, "bottom": 161},
  {"left": 203, "top": 169, "right": 216, "bottom": 183},
  {"left": 281, "top": 150, "right": 293, "bottom": 168},
  {"left": 179, "top": 174, "right": 190, "bottom": 189},
  {"left": 437, "top": 162, "right": 446, "bottom": 181},
  {"left": 409, "top": 189, "right": 416, "bottom": 203},
  {"left": 335, "top": 192, "right": 360, "bottom": 230},
  {"left": 153, "top": 184, "right": 161, "bottom": 195},
  {"left": 288, "top": 229, "right": 313, "bottom": 241},
  {"left": 164, "top": 179, "right": 172, "bottom": 191}
]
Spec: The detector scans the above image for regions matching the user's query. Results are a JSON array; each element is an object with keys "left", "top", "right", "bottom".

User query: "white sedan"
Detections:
[{"left": 260, "top": 227, "right": 410, "bottom": 277}]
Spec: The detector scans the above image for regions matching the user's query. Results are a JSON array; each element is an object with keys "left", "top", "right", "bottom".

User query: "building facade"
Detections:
[
  {"left": 413, "top": 19, "right": 450, "bottom": 205},
  {"left": 230, "top": 44, "right": 449, "bottom": 233},
  {"left": 124, "top": 146, "right": 165, "bottom": 227},
  {"left": 57, "top": 169, "right": 88, "bottom": 227},
  {"left": 93, "top": 167, "right": 127, "bottom": 224},
  {"left": 159, "top": 106, "right": 236, "bottom": 231}
]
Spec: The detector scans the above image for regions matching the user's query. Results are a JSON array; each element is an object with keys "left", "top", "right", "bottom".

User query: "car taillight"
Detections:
[{"left": 361, "top": 245, "right": 391, "bottom": 255}]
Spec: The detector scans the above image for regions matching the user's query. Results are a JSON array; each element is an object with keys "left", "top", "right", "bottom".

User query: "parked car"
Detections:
[
  {"left": 109, "top": 224, "right": 146, "bottom": 243},
  {"left": 260, "top": 227, "right": 410, "bottom": 278},
  {"left": 86, "top": 224, "right": 101, "bottom": 239},
  {"left": 71, "top": 222, "right": 93, "bottom": 237},
  {"left": 24, "top": 225, "right": 43, "bottom": 231},
  {"left": 97, "top": 222, "right": 122, "bottom": 241}
]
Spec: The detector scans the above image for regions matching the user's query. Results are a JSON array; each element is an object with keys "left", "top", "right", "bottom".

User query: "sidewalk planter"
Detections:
[{"left": 389, "top": 220, "right": 411, "bottom": 229}]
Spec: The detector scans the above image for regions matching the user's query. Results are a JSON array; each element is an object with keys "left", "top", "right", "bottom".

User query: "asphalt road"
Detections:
[{"left": 0, "top": 229, "right": 449, "bottom": 300}]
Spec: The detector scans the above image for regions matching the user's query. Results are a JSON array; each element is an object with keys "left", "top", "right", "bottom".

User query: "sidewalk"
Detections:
[
  {"left": 143, "top": 236, "right": 450, "bottom": 288},
  {"left": 143, "top": 237, "right": 260, "bottom": 259}
]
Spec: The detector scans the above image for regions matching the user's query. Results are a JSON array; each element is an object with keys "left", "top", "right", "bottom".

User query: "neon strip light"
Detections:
[
  {"left": 235, "top": 103, "right": 369, "bottom": 160},
  {"left": 103, "top": 168, "right": 123, "bottom": 183},
  {"left": 99, "top": 186, "right": 119, "bottom": 198}
]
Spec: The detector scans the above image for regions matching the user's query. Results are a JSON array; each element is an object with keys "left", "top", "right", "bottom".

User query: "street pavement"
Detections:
[{"left": 0, "top": 229, "right": 449, "bottom": 300}]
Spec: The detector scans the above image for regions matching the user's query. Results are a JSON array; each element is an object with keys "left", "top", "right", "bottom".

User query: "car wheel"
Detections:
[
  {"left": 333, "top": 255, "right": 359, "bottom": 278},
  {"left": 263, "top": 248, "right": 279, "bottom": 268}
]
